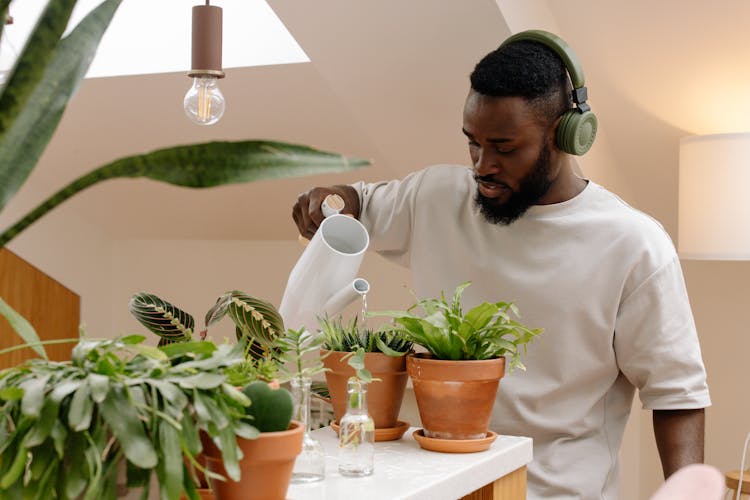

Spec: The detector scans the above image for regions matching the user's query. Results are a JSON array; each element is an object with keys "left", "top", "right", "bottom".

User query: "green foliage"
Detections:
[
  {"left": 223, "top": 357, "right": 278, "bottom": 388},
  {"left": 275, "top": 328, "right": 328, "bottom": 383},
  {"left": 206, "top": 291, "right": 285, "bottom": 359},
  {"left": 318, "top": 314, "right": 412, "bottom": 355},
  {"left": 0, "top": 298, "right": 45, "bottom": 359},
  {"left": 128, "top": 291, "right": 284, "bottom": 388},
  {"left": 371, "top": 282, "right": 543, "bottom": 370},
  {"left": 241, "top": 381, "right": 294, "bottom": 433},
  {"left": 0, "top": 141, "right": 369, "bottom": 247},
  {"left": 0, "top": 336, "right": 256, "bottom": 499},
  {"left": 128, "top": 293, "right": 195, "bottom": 346}
]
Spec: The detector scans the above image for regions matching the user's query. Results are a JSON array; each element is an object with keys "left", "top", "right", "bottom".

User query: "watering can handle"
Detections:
[{"left": 297, "top": 194, "right": 345, "bottom": 246}]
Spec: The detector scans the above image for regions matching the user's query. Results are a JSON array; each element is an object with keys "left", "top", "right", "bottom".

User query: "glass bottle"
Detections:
[
  {"left": 290, "top": 377, "right": 326, "bottom": 483},
  {"left": 338, "top": 378, "right": 375, "bottom": 477}
]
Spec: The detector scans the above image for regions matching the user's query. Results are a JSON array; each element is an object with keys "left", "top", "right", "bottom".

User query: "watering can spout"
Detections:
[{"left": 322, "top": 278, "right": 370, "bottom": 317}]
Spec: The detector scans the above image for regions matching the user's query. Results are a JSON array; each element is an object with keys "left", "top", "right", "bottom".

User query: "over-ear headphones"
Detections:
[{"left": 501, "top": 30, "right": 598, "bottom": 156}]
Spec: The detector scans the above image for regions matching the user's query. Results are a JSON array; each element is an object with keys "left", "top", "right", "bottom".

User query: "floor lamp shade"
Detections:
[{"left": 678, "top": 133, "right": 750, "bottom": 259}]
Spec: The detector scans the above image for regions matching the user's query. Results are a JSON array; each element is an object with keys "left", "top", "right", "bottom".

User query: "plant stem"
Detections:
[
  {"left": 0, "top": 337, "right": 88, "bottom": 357},
  {"left": 0, "top": 163, "right": 119, "bottom": 247}
]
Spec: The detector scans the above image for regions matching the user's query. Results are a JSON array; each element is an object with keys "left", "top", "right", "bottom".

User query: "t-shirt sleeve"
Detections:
[
  {"left": 350, "top": 168, "right": 428, "bottom": 267},
  {"left": 614, "top": 255, "right": 711, "bottom": 410}
]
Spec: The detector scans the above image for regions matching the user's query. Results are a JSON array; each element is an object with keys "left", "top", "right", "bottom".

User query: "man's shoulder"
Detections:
[{"left": 587, "top": 182, "right": 677, "bottom": 258}]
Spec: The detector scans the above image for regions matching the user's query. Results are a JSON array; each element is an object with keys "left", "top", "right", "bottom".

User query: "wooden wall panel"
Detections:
[{"left": 0, "top": 248, "right": 79, "bottom": 368}]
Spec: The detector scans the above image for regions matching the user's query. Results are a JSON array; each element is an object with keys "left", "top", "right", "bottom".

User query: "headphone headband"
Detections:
[
  {"left": 501, "top": 29, "right": 586, "bottom": 91},
  {"left": 499, "top": 30, "right": 597, "bottom": 155}
]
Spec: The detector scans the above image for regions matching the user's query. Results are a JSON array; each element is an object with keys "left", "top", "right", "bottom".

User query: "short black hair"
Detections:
[{"left": 470, "top": 39, "right": 572, "bottom": 125}]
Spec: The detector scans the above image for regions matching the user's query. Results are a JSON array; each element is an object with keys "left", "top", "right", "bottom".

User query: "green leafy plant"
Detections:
[
  {"left": 275, "top": 327, "right": 328, "bottom": 383},
  {"left": 129, "top": 291, "right": 287, "bottom": 384},
  {"left": 372, "top": 282, "right": 543, "bottom": 370},
  {"left": 318, "top": 314, "right": 412, "bottom": 384},
  {"left": 0, "top": 335, "right": 255, "bottom": 500},
  {"left": 205, "top": 290, "right": 285, "bottom": 360}
]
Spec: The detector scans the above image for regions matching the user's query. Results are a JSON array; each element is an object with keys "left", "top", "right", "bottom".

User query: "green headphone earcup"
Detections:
[{"left": 556, "top": 109, "right": 598, "bottom": 155}]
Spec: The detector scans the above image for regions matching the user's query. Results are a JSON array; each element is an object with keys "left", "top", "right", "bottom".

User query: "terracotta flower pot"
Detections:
[
  {"left": 322, "top": 349, "right": 408, "bottom": 429},
  {"left": 407, "top": 353, "right": 505, "bottom": 440},
  {"left": 203, "top": 421, "right": 304, "bottom": 500}
]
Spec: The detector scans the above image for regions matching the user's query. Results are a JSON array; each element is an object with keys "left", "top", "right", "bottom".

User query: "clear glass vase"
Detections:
[
  {"left": 290, "top": 377, "right": 326, "bottom": 483},
  {"left": 338, "top": 378, "right": 375, "bottom": 477}
]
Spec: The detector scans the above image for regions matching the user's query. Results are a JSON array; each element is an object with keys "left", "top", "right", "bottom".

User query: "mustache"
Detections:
[{"left": 473, "top": 173, "right": 509, "bottom": 188}]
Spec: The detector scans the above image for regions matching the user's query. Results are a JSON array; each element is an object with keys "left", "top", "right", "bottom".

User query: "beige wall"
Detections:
[
  {"left": 683, "top": 261, "right": 750, "bottom": 475},
  {"left": 2, "top": 184, "right": 112, "bottom": 340}
]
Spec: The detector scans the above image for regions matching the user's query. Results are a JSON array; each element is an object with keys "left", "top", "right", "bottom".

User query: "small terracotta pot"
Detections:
[
  {"left": 203, "top": 421, "right": 304, "bottom": 500},
  {"left": 407, "top": 353, "right": 505, "bottom": 440},
  {"left": 322, "top": 349, "right": 408, "bottom": 428}
]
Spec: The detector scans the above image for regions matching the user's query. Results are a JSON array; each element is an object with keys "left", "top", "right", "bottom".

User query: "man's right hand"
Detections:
[{"left": 292, "top": 185, "right": 360, "bottom": 240}]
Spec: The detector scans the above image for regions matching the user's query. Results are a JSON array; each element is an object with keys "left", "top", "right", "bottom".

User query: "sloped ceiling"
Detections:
[{"left": 3, "top": 0, "right": 750, "bottom": 242}]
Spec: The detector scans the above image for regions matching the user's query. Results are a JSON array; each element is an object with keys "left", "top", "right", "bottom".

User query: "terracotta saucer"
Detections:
[
  {"left": 412, "top": 429, "right": 498, "bottom": 453},
  {"left": 330, "top": 420, "right": 410, "bottom": 442}
]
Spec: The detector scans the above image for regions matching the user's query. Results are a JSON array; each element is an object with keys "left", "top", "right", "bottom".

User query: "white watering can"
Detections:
[{"left": 279, "top": 208, "right": 370, "bottom": 333}]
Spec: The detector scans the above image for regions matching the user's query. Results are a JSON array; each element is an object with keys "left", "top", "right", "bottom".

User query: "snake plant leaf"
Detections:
[
  {"left": 0, "top": 0, "right": 122, "bottom": 213},
  {"left": 0, "top": 140, "right": 370, "bottom": 247},
  {"left": 128, "top": 292, "right": 194, "bottom": 345},
  {"left": 0, "top": 297, "right": 46, "bottom": 358}
]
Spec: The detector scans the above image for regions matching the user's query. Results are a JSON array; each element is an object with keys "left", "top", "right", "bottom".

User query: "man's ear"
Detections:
[{"left": 549, "top": 115, "right": 564, "bottom": 150}]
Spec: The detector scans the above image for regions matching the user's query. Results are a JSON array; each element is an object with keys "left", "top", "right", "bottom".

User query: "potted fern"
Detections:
[
  {"left": 372, "top": 282, "right": 542, "bottom": 447},
  {"left": 318, "top": 314, "right": 412, "bottom": 440}
]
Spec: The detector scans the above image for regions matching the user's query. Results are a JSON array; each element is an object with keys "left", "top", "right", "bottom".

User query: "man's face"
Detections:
[{"left": 462, "top": 91, "right": 555, "bottom": 225}]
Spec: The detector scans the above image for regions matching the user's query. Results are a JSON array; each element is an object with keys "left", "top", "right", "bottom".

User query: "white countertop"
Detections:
[{"left": 287, "top": 426, "right": 533, "bottom": 500}]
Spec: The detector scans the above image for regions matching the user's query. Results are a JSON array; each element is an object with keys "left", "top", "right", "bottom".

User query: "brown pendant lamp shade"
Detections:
[{"left": 188, "top": 2, "right": 225, "bottom": 79}]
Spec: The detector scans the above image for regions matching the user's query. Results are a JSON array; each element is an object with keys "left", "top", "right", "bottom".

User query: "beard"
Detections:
[{"left": 473, "top": 142, "right": 552, "bottom": 225}]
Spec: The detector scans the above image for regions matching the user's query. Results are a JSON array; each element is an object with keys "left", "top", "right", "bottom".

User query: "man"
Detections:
[{"left": 292, "top": 33, "right": 710, "bottom": 499}]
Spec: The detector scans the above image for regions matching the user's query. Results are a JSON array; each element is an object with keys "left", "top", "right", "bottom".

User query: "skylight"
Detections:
[{"left": 0, "top": 0, "right": 309, "bottom": 79}]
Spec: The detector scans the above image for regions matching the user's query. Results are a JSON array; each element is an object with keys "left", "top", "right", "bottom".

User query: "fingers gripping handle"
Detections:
[{"left": 298, "top": 194, "right": 345, "bottom": 246}]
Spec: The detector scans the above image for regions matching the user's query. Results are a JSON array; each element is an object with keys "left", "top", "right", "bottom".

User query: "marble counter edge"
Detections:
[{"left": 288, "top": 427, "right": 533, "bottom": 500}]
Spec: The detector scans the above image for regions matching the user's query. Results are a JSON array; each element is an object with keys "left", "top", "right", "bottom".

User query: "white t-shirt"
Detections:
[{"left": 352, "top": 165, "right": 710, "bottom": 500}]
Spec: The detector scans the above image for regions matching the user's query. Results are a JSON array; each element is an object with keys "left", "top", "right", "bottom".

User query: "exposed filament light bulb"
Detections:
[
  {"left": 185, "top": 1, "right": 225, "bottom": 126},
  {"left": 184, "top": 76, "right": 224, "bottom": 125}
]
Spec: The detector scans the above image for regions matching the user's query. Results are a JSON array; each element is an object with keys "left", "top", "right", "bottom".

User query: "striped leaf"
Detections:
[
  {"left": 222, "top": 291, "right": 285, "bottom": 357},
  {"left": 128, "top": 292, "right": 194, "bottom": 344}
]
